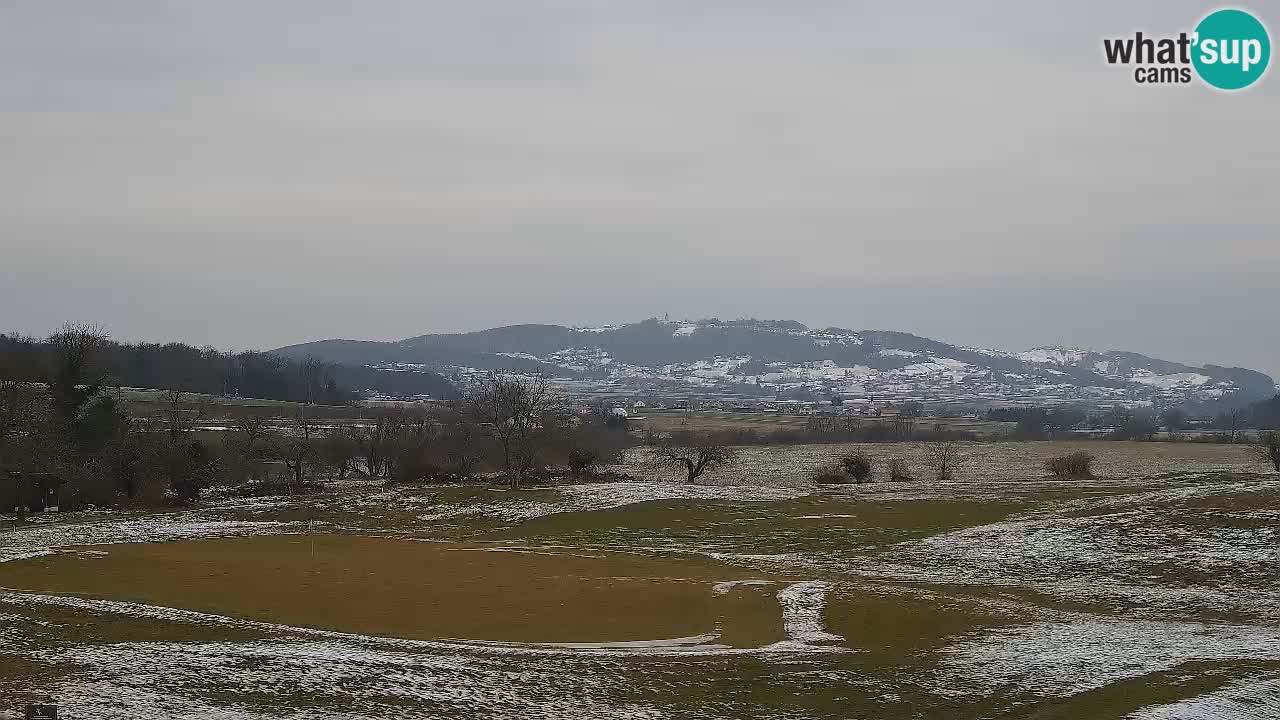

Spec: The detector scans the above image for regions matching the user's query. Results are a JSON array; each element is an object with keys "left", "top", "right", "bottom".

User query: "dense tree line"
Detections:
[
  {"left": 226, "top": 389, "right": 631, "bottom": 492},
  {"left": 1, "top": 327, "right": 236, "bottom": 511},
  {"left": 2, "top": 345, "right": 632, "bottom": 513},
  {"left": 1249, "top": 395, "right": 1280, "bottom": 429},
  {"left": 1, "top": 330, "right": 456, "bottom": 403},
  {"left": 984, "top": 403, "right": 1277, "bottom": 442},
  {"left": 0, "top": 330, "right": 347, "bottom": 403}
]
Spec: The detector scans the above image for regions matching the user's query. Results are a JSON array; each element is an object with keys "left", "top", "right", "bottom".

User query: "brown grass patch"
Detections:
[
  {"left": 824, "top": 585, "right": 1021, "bottom": 659},
  {"left": 0, "top": 535, "right": 782, "bottom": 645}
]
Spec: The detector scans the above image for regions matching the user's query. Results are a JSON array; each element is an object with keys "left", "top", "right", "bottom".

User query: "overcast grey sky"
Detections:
[{"left": 2, "top": 2, "right": 1277, "bottom": 375}]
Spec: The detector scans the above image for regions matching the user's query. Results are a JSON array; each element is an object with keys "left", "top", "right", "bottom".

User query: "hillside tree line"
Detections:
[{"left": 2, "top": 332, "right": 630, "bottom": 513}]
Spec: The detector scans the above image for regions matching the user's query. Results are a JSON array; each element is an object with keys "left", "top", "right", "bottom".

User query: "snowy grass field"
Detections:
[{"left": 1, "top": 440, "right": 1277, "bottom": 719}]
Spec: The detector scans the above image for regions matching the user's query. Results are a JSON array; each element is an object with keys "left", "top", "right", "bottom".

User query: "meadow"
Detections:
[{"left": 1, "top": 440, "right": 1277, "bottom": 719}]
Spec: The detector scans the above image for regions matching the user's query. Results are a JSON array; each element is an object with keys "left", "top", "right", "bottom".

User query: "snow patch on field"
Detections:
[
  {"left": 50, "top": 638, "right": 674, "bottom": 720},
  {"left": 869, "top": 519, "right": 1280, "bottom": 621},
  {"left": 712, "top": 579, "right": 774, "bottom": 595},
  {"left": 775, "top": 581, "right": 844, "bottom": 646},
  {"left": 418, "top": 482, "right": 807, "bottom": 523},
  {"left": 0, "top": 518, "right": 289, "bottom": 564},
  {"left": 934, "top": 619, "right": 1280, "bottom": 698},
  {"left": 1126, "top": 674, "right": 1280, "bottom": 720}
]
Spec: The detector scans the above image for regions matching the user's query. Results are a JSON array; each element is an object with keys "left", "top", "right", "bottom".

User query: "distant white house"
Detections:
[{"left": 633, "top": 401, "right": 647, "bottom": 409}]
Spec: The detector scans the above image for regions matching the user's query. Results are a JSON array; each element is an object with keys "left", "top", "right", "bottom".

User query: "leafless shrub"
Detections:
[
  {"left": 1045, "top": 451, "right": 1095, "bottom": 479},
  {"left": 839, "top": 452, "right": 873, "bottom": 483},
  {"left": 317, "top": 424, "right": 360, "bottom": 482},
  {"left": 567, "top": 447, "right": 598, "bottom": 475},
  {"left": 887, "top": 458, "right": 913, "bottom": 481},
  {"left": 1254, "top": 431, "right": 1280, "bottom": 472}
]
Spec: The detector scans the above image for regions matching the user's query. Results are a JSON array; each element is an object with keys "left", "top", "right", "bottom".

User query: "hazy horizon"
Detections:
[{"left": 3, "top": 2, "right": 1277, "bottom": 376}]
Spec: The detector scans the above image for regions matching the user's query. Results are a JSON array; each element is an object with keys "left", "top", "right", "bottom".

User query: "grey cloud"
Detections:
[{"left": 1, "top": 2, "right": 1277, "bottom": 375}]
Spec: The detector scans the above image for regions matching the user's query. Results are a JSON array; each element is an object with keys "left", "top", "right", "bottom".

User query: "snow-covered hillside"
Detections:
[{"left": 274, "top": 318, "right": 1274, "bottom": 409}]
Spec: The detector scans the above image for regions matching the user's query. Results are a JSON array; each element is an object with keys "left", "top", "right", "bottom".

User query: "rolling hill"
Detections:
[{"left": 274, "top": 318, "right": 1275, "bottom": 409}]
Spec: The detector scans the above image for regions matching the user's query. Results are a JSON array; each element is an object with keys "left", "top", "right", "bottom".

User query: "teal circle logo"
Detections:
[{"left": 1192, "top": 9, "right": 1270, "bottom": 90}]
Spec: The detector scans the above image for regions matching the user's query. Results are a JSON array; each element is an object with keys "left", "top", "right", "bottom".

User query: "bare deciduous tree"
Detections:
[
  {"left": 1217, "top": 408, "right": 1246, "bottom": 443},
  {"left": 924, "top": 441, "right": 967, "bottom": 481},
  {"left": 1161, "top": 408, "right": 1188, "bottom": 440},
  {"left": 300, "top": 356, "right": 325, "bottom": 405},
  {"left": 384, "top": 409, "right": 438, "bottom": 483},
  {"left": 441, "top": 402, "right": 483, "bottom": 479},
  {"left": 465, "top": 371, "right": 561, "bottom": 489},
  {"left": 353, "top": 411, "right": 401, "bottom": 479},
  {"left": 317, "top": 424, "right": 360, "bottom": 482},
  {"left": 657, "top": 435, "right": 737, "bottom": 484},
  {"left": 161, "top": 390, "right": 198, "bottom": 443},
  {"left": 235, "top": 415, "right": 269, "bottom": 453},
  {"left": 892, "top": 416, "right": 916, "bottom": 441},
  {"left": 887, "top": 458, "right": 913, "bottom": 481},
  {"left": 223, "top": 415, "right": 270, "bottom": 484},
  {"left": 1254, "top": 430, "right": 1280, "bottom": 472},
  {"left": 156, "top": 390, "right": 208, "bottom": 501},
  {"left": 280, "top": 414, "right": 318, "bottom": 493},
  {"left": 48, "top": 323, "right": 109, "bottom": 429}
]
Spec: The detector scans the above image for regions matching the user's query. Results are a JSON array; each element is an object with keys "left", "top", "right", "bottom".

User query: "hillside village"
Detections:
[{"left": 296, "top": 318, "right": 1274, "bottom": 416}]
